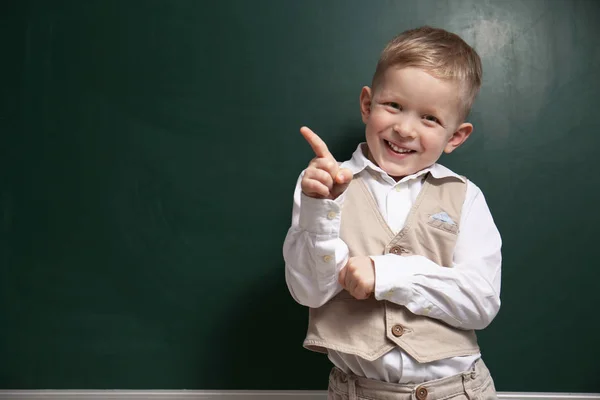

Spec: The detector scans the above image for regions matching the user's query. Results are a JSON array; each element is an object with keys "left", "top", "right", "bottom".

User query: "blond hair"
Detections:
[{"left": 372, "top": 26, "right": 482, "bottom": 120}]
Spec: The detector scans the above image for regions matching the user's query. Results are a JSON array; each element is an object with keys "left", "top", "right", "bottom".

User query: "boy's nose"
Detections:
[{"left": 393, "top": 118, "right": 416, "bottom": 139}]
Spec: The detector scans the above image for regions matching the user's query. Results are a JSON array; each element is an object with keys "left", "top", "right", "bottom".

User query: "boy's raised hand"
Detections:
[{"left": 300, "top": 126, "right": 353, "bottom": 200}]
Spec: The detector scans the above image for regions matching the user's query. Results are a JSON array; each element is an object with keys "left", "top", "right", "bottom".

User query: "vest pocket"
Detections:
[{"left": 426, "top": 215, "right": 459, "bottom": 234}]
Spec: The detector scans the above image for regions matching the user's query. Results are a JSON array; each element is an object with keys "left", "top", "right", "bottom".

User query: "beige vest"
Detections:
[{"left": 303, "top": 172, "right": 480, "bottom": 363}]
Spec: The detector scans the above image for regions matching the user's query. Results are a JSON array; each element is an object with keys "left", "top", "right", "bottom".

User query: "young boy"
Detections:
[{"left": 283, "top": 26, "right": 502, "bottom": 400}]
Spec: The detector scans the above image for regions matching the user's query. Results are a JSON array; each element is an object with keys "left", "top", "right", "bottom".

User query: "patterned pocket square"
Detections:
[{"left": 430, "top": 211, "right": 456, "bottom": 225}]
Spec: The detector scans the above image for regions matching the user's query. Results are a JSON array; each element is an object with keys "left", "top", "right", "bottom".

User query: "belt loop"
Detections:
[{"left": 348, "top": 375, "right": 357, "bottom": 400}]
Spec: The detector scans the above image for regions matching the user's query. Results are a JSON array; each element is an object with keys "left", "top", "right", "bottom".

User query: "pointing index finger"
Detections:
[{"left": 300, "top": 126, "right": 334, "bottom": 160}]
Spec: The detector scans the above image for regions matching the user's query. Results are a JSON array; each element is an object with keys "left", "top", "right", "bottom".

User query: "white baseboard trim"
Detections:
[{"left": 0, "top": 391, "right": 599, "bottom": 400}]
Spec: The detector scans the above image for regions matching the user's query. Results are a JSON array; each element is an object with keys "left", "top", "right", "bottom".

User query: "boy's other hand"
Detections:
[
  {"left": 338, "top": 256, "right": 375, "bottom": 300},
  {"left": 300, "top": 126, "right": 353, "bottom": 200}
]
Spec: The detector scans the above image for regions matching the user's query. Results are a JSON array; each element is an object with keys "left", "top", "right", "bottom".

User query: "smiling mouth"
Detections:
[{"left": 385, "top": 140, "right": 416, "bottom": 154}]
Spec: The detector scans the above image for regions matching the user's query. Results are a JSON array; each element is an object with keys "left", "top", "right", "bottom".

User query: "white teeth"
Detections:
[{"left": 387, "top": 140, "right": 412, "bottom": 154}]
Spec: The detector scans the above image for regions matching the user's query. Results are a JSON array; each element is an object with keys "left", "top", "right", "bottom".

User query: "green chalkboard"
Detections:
[{"left": 1, "top": 0, "right": 599, "bottom": 392}]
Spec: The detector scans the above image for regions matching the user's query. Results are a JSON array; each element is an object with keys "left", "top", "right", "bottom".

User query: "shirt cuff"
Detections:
[
  {"left": 298, "top": 191, "right": 347, "bottom": 234},
  {"left": 372, "top": 254, "right": 414, "bottom": 304}
]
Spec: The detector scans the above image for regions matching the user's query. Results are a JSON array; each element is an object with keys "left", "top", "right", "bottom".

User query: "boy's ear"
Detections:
[
  {"left": 444, "top": 122, "right": 473, "bottom": 154},
  {"left": 359, "top": 86, "right": 373, "bottom": 124}
]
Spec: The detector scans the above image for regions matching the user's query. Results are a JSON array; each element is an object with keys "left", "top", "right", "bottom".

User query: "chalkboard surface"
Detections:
[{"left": 1, "top": 0, "right": 599, "bottom": 392}]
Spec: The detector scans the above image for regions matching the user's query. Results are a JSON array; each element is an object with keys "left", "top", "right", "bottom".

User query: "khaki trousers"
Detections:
[{"left": 328, "top": 359, "right": 497, "bottom": 400}]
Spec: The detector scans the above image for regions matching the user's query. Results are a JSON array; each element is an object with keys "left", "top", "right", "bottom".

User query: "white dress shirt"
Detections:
[{"left": 283, "top": 143, "right": 502, "bottom": 384}]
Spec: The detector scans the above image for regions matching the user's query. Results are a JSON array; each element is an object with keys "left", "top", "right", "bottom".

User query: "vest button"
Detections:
[
  {"left": 416, "top": 386, "right": 428, "bottom": 400},
  {"left": 391, "top": 324, "right": 404, "bottom": 337},
  {"left": 390, "top": 246, "right": 403, "bottom": 255}
]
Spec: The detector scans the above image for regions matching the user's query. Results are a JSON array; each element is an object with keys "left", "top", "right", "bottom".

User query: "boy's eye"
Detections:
[
  {"left": 385, "top": 102, "right": 402, "bottom": 110},
  {"left": 423, "top": 115, "right": 439, "bottom": 123}
]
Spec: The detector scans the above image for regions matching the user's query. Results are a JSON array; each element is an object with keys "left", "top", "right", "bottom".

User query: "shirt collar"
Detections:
[{"left": 340, "top": 143, "right": 466, "bottom": 184}]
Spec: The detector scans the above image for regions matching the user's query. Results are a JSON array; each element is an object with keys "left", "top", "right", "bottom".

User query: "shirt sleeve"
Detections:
[
  {"left": 372, "top": 181, "right": 502, "bottom": 330},
  {"left": 283, "top": 172, "right": 349, "bottom": 308}
]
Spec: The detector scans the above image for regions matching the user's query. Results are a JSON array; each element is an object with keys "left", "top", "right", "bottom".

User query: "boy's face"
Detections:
[{"left": 360, "top": 67, "right": 473, "bottom": 180}]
